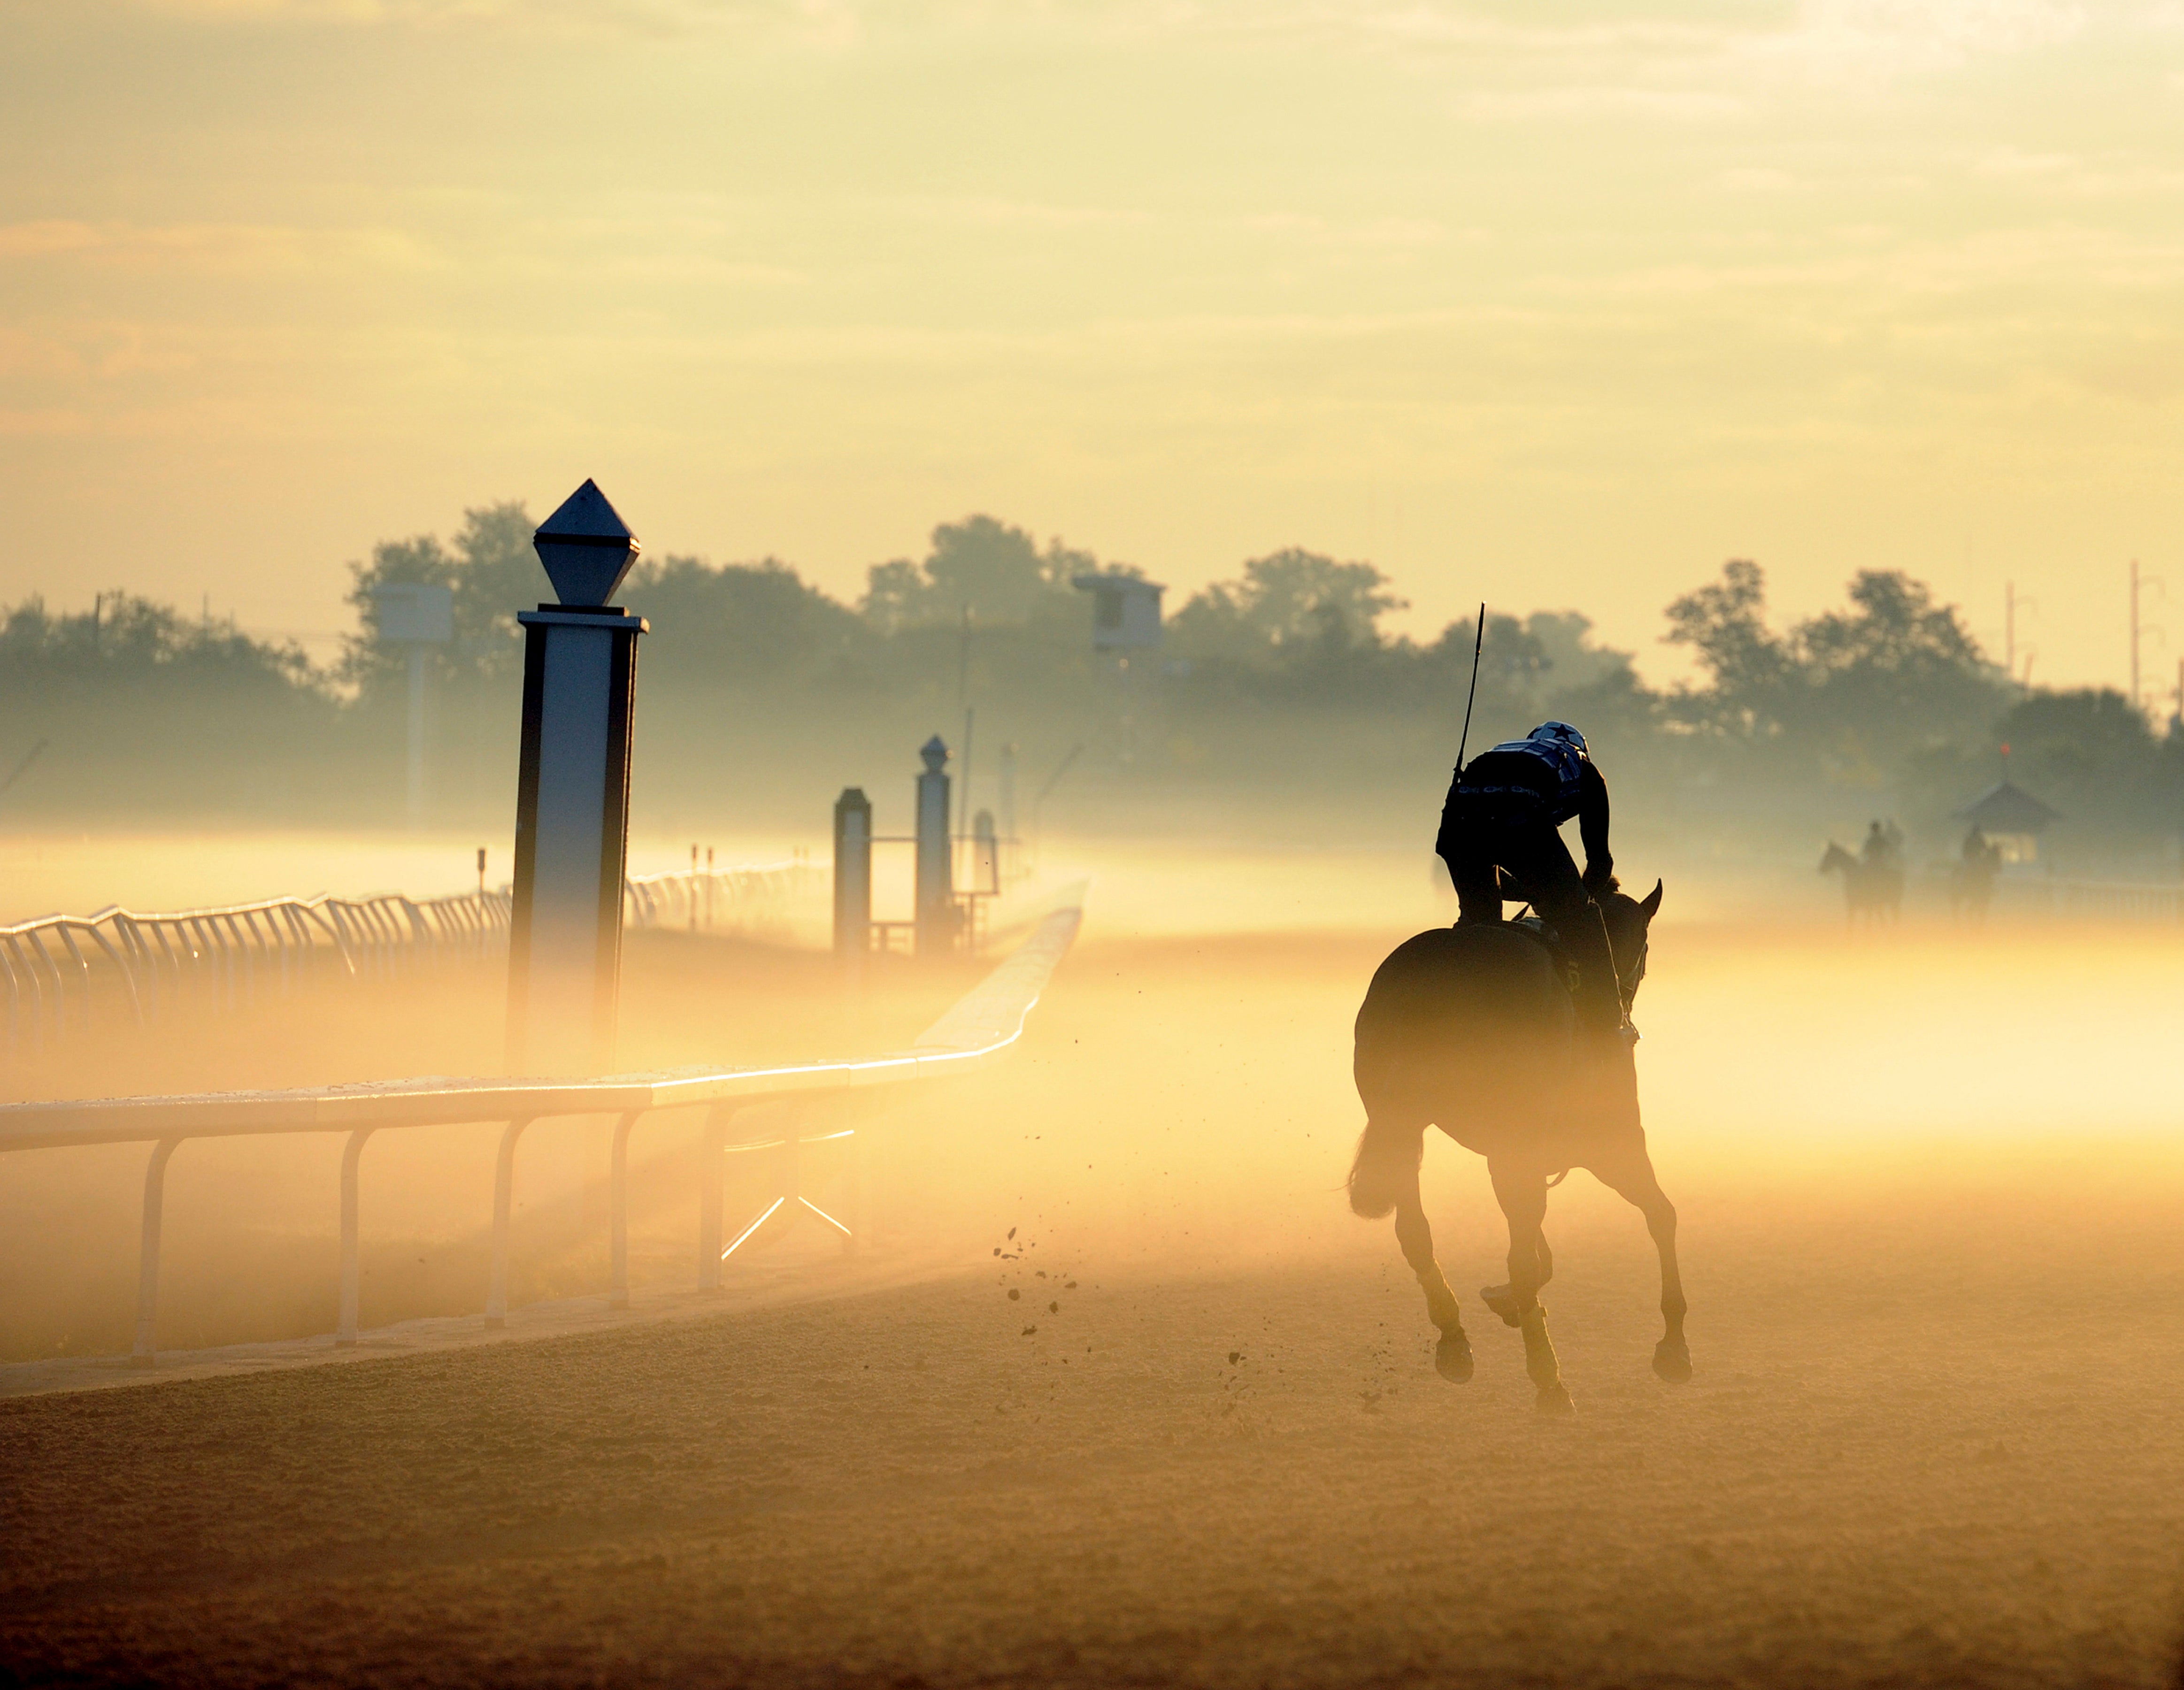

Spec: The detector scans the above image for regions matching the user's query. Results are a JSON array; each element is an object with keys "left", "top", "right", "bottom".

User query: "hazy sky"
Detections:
[{"left": 4, "top": 0, "right": 2181, "bottom": 692}]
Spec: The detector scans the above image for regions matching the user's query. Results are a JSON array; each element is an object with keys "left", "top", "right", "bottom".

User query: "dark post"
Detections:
[
  {"left": 505, "top": 478, "right": 647, "bottom": 1076},
  {"left": 915, "top": 736, "right": 954, "bottom": 958},
  {"left": 833, "top": 786, "right": 872, "bottom": 966}
]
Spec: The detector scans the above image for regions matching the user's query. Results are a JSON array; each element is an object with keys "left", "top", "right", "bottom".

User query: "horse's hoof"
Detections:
[
  {"left": 1534, "top": 1382, "right": 1575, "bottom": 1416},
  {"left": 1653, "top": 1339, "right": 1692, "bottom": 1384},
  {"left": 1479, "top": 1284, "right": 1525, "bottom": 1328},
  {"left": 1434, "top": 1332, "right": 1474, "bottom": 1383}
]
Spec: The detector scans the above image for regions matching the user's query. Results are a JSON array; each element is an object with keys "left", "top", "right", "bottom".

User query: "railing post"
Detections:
[
  {"left": 337, "top": 1128, "right": 375, "bottom": 1346},
  {"left": 0, "top": 941, "right": 17, "bottom": 1059},
  {"left": 130, "top": 1137, "right": 183, "bottom": 1367},
  {"left": 609, "top": 1109, "right": 640, "bottom": 1310},
  {"left": 485, "top": 1117, "right": 532, "bottom": 1328},
  {"left": 833, "top": 787, "right": 872, "bottom": 974},
  {"left": 697, "top": 1104, "right": 731, "bottom": 1290},
  {"left": 915, "top": 736, "right": 954, "bottom": 959}
]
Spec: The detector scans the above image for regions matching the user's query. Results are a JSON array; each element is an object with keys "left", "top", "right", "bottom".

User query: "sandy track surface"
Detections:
[
  {"left": 7, "top": 922, "right": 2184, "bottom": 1685},
  {"left": 5, "top": 1225, "right": 2184, "bottom": 1689}
]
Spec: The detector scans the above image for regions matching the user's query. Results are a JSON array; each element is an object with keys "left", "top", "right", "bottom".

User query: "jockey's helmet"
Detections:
[{"left": 1527, "top": 721, "right": 1588, "bottom": 757}]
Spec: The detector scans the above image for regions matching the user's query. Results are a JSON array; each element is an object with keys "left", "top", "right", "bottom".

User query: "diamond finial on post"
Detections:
[
  {"left": 920, "top": 735, "right": 949, "bottom": 774},
  {"left": 532, "top": 479, "right": 640, "bottom": 607}
]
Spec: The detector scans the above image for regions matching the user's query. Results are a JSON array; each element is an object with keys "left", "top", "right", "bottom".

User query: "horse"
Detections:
[
  {"left": 1948, "top": 836, "right": 2001, "bottom": 926},
  {"left": 1819, "top": 841, "right": 1904, "bottom": 926},
  {"left": 1346, "top": 882, "right": 1683, "bottom": 1414}
]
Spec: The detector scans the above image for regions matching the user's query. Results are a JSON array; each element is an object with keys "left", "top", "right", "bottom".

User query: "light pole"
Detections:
[{"left": 505, "top": 479, "right": 647, "bottom": 1076}]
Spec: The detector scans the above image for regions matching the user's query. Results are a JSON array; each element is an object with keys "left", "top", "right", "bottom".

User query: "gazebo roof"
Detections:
[{"left": 1954, "top": 779, "right": 2061, "bottom": 834}]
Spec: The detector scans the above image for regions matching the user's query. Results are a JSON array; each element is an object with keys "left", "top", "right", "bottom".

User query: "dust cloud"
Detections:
[{"left": 4, "top": 836, "right": 2184, "bottom": 1687}]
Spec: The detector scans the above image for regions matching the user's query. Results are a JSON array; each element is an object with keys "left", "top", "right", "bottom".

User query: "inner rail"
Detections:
[
  {"left": 0, "top": 897, "right": 1082, "bottom": 1369},
  {"left": 0, "top": 862, "right": 815, "bottom": 1052}
]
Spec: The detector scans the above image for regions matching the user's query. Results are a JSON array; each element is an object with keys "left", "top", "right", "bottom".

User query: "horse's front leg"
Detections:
[
  {"left": 1392, "top": 1165, "right": 1473, "bottom": 1383},
  {"left": 1484, "top": 1160, "right": 1572, "bottom": 1414},
  {"left": 1590, "top": 1144, "right": 1690, "bottom": 1383}
]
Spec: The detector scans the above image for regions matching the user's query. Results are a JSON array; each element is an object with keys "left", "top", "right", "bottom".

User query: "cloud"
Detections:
[
  {"left": 1460, "top": 84, "right": 1745, "bottom": 121},
  {"left": 888, "top": 197, "right": 1153, "bottom": 232},
  {"left": 124, "top": 0, "right": 870, "bottom": 39},
  {"left": 1758, "top": 0, "right": 2085, "bottom": 78},
  {"left": 1233, "top": 213, "right": 1461, "bottom": 247}
]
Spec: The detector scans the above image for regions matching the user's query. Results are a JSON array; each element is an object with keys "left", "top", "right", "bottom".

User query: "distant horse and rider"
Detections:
[
  {"left": 1348, "top": 720, "right": 1686, "bottom": 1413},
  {"left": 1819, "top": 819, "right": 1905, "bottom": 926},
  {"left": 1949, "top": 824, "right": 2003, "bottom": 924}
]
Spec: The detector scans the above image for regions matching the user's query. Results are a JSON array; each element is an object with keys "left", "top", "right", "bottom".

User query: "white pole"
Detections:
[
  {"left": 485, "top": 1117, "right": 531, "bottom": 1328},
  {"left": 130, "top": 1138, "right": 182, "bottom": 1367},
  {"left": 337, "top": 1127, "right": 374, "bottom": 1345}
]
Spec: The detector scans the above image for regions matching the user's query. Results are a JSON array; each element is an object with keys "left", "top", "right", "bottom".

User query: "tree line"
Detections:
[{"left": 0, "top": 503, "right": 2172, "bottom": 860}]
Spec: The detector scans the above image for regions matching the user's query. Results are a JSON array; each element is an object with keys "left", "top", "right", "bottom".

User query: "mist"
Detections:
[
  {"left": 8, "top": 0, "right": 2184, "bottom": 1679},
  {"left": 6, "top": 835, "right": 2184, "bottom": 1682}
]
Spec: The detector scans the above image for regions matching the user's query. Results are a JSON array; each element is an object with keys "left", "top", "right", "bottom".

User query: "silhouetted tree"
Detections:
[
  {"left": 1799, "top": 570, "right": 2003, "bottom": 765},
  {"left": 341, "top": 501, "right": 536, "bottom": 695},
  {"left": 859, "top": 515, "right": 1092, "bottom": 631},
  {"left": 1996, "top": 688, "right": 2176, "bottom": 843},
  {"left": 1662, "top": 559, "right": 1795, "bottom": 740},
  {"left": 0, "top": 593, "right": 317, "bottom": 699},
  {"left": 623, "top": 555, "right": 868, "bottom": 689},
  {"left": 1168, "top": 549, "right": 1407, "bottom": 667},
  {"left": 1661, "top": 560, "right": 2005, "bottom": 797}
]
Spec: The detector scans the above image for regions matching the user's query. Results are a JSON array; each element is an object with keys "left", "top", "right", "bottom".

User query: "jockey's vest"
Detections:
[{"left": 1461, "top": 737, "right": 1587, "bottom": 824}]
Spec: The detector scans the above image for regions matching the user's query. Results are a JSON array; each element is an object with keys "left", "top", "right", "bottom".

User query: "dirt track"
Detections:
[{"left": 6, "top": 922, "right": 2184, "bottom": 1686}]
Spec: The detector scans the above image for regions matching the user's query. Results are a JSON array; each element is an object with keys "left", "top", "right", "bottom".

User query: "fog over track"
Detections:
[{"left": 5, "top": 897, "right": 2184, "bottom": 1686}]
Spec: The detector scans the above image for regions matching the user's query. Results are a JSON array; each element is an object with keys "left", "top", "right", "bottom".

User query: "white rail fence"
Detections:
[
  {"left": 0, "top": 898, "right": 1081, "bottom": 1368},
  {"left": 0, "top": 864, "right": 811, "bottom": 1053},
  {"left": 0, "top": 891, "right": 510, "bottom": 1053},
  {"left": 623, "top": 862, "right": 812, "bottom": 933}
]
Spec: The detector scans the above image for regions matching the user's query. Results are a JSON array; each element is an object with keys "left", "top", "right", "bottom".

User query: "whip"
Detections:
[{"left": 1454, "top": 601, "right": 1485, "bottom": 774}]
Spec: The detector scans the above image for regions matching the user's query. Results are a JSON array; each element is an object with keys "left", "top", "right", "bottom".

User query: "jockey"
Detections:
[{"left": 1434, "top": 721, "right": 1625, "bottom": 1040}]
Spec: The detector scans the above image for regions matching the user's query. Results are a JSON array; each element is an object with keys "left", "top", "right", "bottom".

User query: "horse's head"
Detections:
[
  {"left": 1819, "top": 842, "right": 1853, "bottom": 875},
  {"left": 1600, "top": 879, "right": 1662, "bottom": 1013}
]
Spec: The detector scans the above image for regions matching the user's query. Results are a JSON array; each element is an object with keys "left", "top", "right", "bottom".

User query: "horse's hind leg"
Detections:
[
  {"left": 1588, "top": 1142, "right": 1691, "bottom": 1383},
  {"left": 1484, "top": 1160, "right": 1573, "bottom": 1414},
  {"left": 1392, "top": 1168, "right": 1473, "bottom": 1383}
]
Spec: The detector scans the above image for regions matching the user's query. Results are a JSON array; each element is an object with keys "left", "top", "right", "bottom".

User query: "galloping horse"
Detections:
[
  {"left": 1820, "top": 841, "right": 1903, "bottom": 925},
  {"left": 1347, "top": 882, "right": 1685, "bottom": 1413}
]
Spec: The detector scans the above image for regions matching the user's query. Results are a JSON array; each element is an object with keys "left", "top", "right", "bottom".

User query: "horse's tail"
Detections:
[{"left": 1346, "top": 1117, "right": 1423, "bottom": 1219}]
